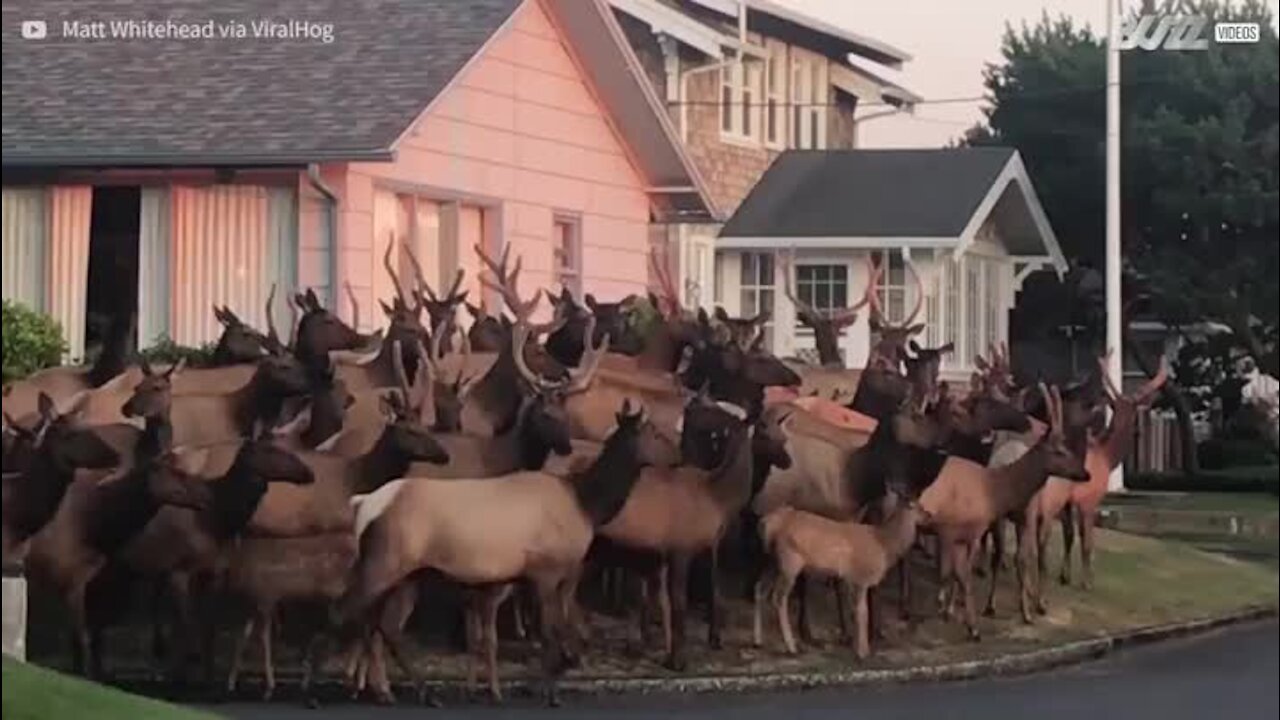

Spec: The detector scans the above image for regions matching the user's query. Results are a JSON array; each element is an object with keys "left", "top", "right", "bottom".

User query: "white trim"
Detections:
[
  {"left": 607, "top": 0, "right": 727, "bottom": 59},
  {"left": 952, "top": 153, "right": 1067, "bottom": 275},
  {"left": 718, "top": 236, "right": 956, "bottom": 250},
  {"left": 686, "top": 0, "right": 911, "bottom": 65}
]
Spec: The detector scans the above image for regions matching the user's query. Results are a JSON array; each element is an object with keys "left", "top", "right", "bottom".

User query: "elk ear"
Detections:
[
  {"left": 454, "top": 290, "right": 469, "bottom": 305},
  {"left": 305, "top": 289, "right": 322, "bottom": 311},
  {"left": 907, "top": 323, "right": 926, "bottom": 336},
  {"left": 938, "top": 341, "right": 955, "bottom": 355},
  {"left": 714, "top": 307, "right": 730, "bottom": 322},
  {"left": 585, "top": 294, "right": 599, "bottom": 311},
  {"left": 647, "top": 292, "right": 662, "bottom": 309},
  {"left": 909, "top": 340, "right": 924, "bottom": 354},
  {"left": 379, "top": 300, "right": 394, "bottom": 317},
  {"left": 697, "top": 308, "right": 711, "bottom": 326},
  {"left": 139, "top": 356, "right": 155, "bottom": 377},
  {"left": 212, "top": 305, "right": 227, "bottom": 324},
  {"left": 294, "top": 293, "right": 309, "bottom": 310},
  {"left": 165, "top": 357, "right": 188, "bottom": 379},
  {"left": 37, "top": 392, "right": 56, "bottom": 420},
  {"left": 752, "top": 311, "right": 771, "bottom": 326}
]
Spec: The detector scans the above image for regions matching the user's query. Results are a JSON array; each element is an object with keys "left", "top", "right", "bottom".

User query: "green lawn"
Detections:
[
  {"left": 1104, "top": 491, "right": 1280, "bottom": 516},
  {"left": 2, "top": 657, "right": 219, "bottom": 720}
]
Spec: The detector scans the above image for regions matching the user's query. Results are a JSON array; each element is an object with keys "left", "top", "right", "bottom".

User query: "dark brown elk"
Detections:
[
  {"left": 312, "top": 399, "right": 678, "bottom": 707},
  {"left": 463, "top": 301, "right": 509, "bottom": 352},
  {"left": 1, "top": 393, "right": 121, "bottom": 567}
]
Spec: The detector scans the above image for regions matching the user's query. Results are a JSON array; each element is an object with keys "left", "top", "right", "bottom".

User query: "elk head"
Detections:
[
  {"left": 1036, "top": 382, "right": 1090, "bottom": 481},
  {"left": 275, "top": 357, "right": 356, "bottom": 449},
  {"left": 20, "top": 392, "right": 119, "bottom": 473},
  {"left": 378, "top": 373, "right": 451, "bottom": 466},
  {"left": 290, "top": 285, "right": 383, "bottom": 367},
  {"left": 616, "top": 399, "right": 680, "bottom": 469},
  {"left": 865, "top": 253, "right": 927, "bottom": 371},
  {"left": 211, "top": 305, "right": 271, "bottom": 364},
  {"left": 464, "top": 300, "right": 509, "bottom": 352},
  {"left": 405, "top": 321, "right": 483, "bottom": 434},
  {"left": 889, "top": 385, "right": 953, "bottom": 451},
  {"left": 903, "top": 339, "right": 955, "bottom": 407},
  {"left": 1098, "top": 348, "right": 1169, "bottom": 420},
  {"left": 777, "top": 247, "right": 872, "bottom": 366}
]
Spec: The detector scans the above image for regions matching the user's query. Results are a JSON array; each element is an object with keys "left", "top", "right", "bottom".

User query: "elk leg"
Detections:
[
  {"left": 485, "top": 586, "right": 512, "bottom": 702},
  {"left": 983, "top": 523, "right": 1004, "bottom": 617},
  {"left": 1059, "top": 504, "right": 1076, "bottom": 586},
  {"left": 167, "top": 573, "right": 195, "bottom": 684},
  {"left": 1017, "top": 515, "right": 1038, "bottom": 625},
  {"left": 771, "top": 565, "right": 800, "bottom": 655},
  {"left": 534, "top": 577, "right": 565, "bottom": 708},
  {"left": 936, "top": 540, "right": 954, "bottom": 618},
  {"left": 260, "top": 611, "right": 276, "bottom": 701},
  {"left": 852, "top": 583, "right": 870, "bottom": 660},
  {"left": 974, "top": 530, "right": 989, "bottom": 579},
  {"left": 657, "top": 558, "right": 672, "bottom": 657},
  {"left": 465, "top": 603, "right": 481, "bottom": 698},
  {"left": 663, "top": 553, "right": 691, "bottom": 671},
  {"left": 637, "top": 571, "right": 654, "bottom": 647},
  {"left": 1079, "top": 508, "right": 1097, "bottom": 590},
  {"left": 753, "top": 563, "right": 774, "bottom": 648},
  {"left": 1035, "top": 512, "right": 1052, "bottom": 614},
  {"left": 898, "top": 551, "right": 913, "bottom": 621},
  {"left": 706, "top": 546, "right": 723, "bottom": 650},
  {"left": 227, "top": 617, "right": 255, "bottom": 694},
  {"left": 835, "top": 578, "right": 852, "bottom": 643},
  {"left": 68, "top": 577, "right": 96, "bottom": 679},
  {"left": 794, "top": 576, "right": 815, "bottom": 645},
  {"left": 953, "top": 542, "right": 980, "bottom": 641}
]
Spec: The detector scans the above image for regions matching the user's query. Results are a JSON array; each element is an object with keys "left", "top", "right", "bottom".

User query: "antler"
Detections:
[
  {"left": 512, "top": 315, "right": 609, "bottom": 395},
  {"left": 777, "top": 246, "right": 869, "bottom": 325},
  {"left": 345, "top": 281, "right": 360, "bottom": 330},
  {"left": 382, "top": 234, "right": 417, "bottom": 313},
  {"left": 648, "top": 245, "right": 683, "bottom": 319},
  {"left": 862, "top": 254, "right": 888, "bottom": 326},
  {"left": 1037, "top": 382, "right": 1057, "bottom": 432},
  {"left": 1097, "top": 349, "right": 1122, "bottom": 403},
  {"left": 902, "top": 255, "right": 925, "bottom": 326},
  {"left": 474, "top": 243, "right": 566, "bottom": 336}
]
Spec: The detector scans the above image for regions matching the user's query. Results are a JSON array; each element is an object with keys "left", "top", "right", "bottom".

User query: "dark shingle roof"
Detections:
[
  {"left": 2, "top": 0, "right": 521, "bottom": 166},
  {"left": 719, "top": 148, "right": 1016, "bottom": 238}
]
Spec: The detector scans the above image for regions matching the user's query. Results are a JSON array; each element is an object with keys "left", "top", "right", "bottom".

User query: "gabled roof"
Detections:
[
  {"left": 718, "top": 148, "right": 1066, "bottom": 270},
  {"left": 1, "top": 0, "right": 522, "bottom": 166},
  {"left": 0, "top": 0, "right": 717, "bottom": 218}
]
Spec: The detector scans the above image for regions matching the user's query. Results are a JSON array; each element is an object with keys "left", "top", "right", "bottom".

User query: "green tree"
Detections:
[{"left": 967, "top": 1, "right": 1279, "bottom": 471}]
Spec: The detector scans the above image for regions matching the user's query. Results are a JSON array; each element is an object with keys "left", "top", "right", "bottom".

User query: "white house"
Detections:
[{"left": 715, "top": 147, "right": 1067, "bottom": 381}]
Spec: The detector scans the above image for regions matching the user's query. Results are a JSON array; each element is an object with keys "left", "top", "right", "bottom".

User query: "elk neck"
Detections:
[
  {"left": 350, "top": 424, "right": 418, "bottom": 494},
  {"left": 873, "top": 502, "right": 922, "bottom": 560},
  {"left": 990, "top": 437, "right": 1055, "bottom": 511},
  {"left": 570, "top": 426, "right": 647, "bottom": 528},
  {"left": 229, "top": 374, "right": 287, "bottom": 436},
  {"left": 202, "top": 451, "right": 271, "bottom": 541},
  {"left": 810, "top": 324, "right": 844, "bottom": 367},
  {"left": 1099, "top": 403, "right": 1139, "bottom": 470},
  {"left": 709, "top": 421, "right": 755, "bottom": 512}
]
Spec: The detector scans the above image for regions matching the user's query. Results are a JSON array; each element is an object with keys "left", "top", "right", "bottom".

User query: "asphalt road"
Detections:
[{"left": 210, "top": 619, "right": 1279, "bottom": 720}]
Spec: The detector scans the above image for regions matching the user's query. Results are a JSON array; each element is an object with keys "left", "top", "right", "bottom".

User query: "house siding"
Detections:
[{"left": 329, "top": 0, "right": 653, "bottom": 329}]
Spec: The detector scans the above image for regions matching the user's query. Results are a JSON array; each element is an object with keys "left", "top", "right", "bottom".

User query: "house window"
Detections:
[
  {"left": 794, "top": 264, "right": 848, "bottom": 329},
  {"left": 765, "top": 43, "right": 786, "bottom": 147},
  {"left": 983, "top": 259, "right": 1001, "bottom": 354},
  {"left": 871, "top": 251, "right": 908, "bottom": 323},
  {"left": 944, "top": 258, "right": 961, "bottom": 356},
  {"left": 965, "top": 257, "right": 982, "bottom": 365},
  {"left": 553, "top": 215, "right": 581, "bottom": 299},
  {"left": 790, "top": 52, "right": 827, "bottom": 149},
  {"left": 739, "top": 252, "right": 775, "bottom": 351},
  {"left": 720, "top": 56, "right": 764, "bottom": 142}
]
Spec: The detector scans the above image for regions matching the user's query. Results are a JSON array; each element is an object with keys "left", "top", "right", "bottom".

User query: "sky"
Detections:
[{"left": 783, "top": 0, "right": 1280, "bottom": 148}]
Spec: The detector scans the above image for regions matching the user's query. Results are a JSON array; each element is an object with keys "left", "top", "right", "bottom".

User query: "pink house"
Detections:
[{"left": 1, "top": 0, "right": 715, "bottom": 359}]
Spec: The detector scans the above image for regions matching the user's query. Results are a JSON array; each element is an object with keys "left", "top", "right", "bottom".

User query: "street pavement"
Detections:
[{"left": 208, "top": 619, "right": 1279, "bottom": 720}]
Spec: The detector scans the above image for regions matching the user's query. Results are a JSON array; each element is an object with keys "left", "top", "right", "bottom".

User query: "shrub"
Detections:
[
  {"left": 138, "top": 335, "right": 217, "bottom": 367},
  {"left": 2, "top": 300, "right": 67, "bottom": 382},
  {"left": 1197, "top": 437, "right": 1278, "bottom": 470}
]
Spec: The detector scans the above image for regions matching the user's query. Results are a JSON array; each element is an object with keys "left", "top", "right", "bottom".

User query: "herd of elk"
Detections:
[{"left": 1, "top": 237, "right": 1163, "bottom": 707}]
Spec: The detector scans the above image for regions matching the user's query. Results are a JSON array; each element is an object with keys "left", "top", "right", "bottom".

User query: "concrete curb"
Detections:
[{"left": 130, "top": 604, "right": 1273, "bottom": 703}]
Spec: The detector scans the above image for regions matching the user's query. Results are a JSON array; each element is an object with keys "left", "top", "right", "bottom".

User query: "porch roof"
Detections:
[{"left": 717, "top": 148, "right": 1066, "bottom": 271}]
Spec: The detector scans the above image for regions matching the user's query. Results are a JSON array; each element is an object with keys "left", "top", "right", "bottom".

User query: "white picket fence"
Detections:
[{"left": 1126, "top": 410, "right": 1183, "bottom": 474}]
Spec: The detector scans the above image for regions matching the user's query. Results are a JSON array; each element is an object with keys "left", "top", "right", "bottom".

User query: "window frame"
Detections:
[
  {"left": 764, "top": 40, "right": 787, "bottom": 149},
  {"left": 719, "top": 54, "right": 764, "bottom": 144},
  {"left": 793, "top": 262, "right": 849, "bottom": 331},
  {"left": 789, "top": 50, "right": 828, "bottom": 150},
  {"left": 739, "top": 251, "right": 776, "bottom": 352},
  {"left": 552, "top": 213, "right": 582, "bottom": 300}
]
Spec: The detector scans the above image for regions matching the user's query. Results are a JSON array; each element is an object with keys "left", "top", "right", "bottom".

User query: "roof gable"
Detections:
[
  {"left": 719, "top": 148, "right": 1065, "bottom": 269},
  {"left": 2, "top": 0, "right": 522, "bottom": 166}
]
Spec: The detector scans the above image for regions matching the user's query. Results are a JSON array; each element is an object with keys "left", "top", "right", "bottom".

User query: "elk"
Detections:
[
  {"left": 592, "top": 397, "right": 793, "bottom": 670},
  {"left": 755, "top": 493, "right": 932, "bottom": 659},
  {"left": 919, "top": 384, "right": 1089, "bottom": 638},
  {"left": 776, "top": 248, "right": 875, "bottom": 390},
  {"left": 1039, "top": 351, "right": 1169, "bottom": 593},
  {"left": 1, "top": 393, "right": 121, "bottom": 567},
  {"left": 308, "top": 399, "right": 679, "bottom": 707}
]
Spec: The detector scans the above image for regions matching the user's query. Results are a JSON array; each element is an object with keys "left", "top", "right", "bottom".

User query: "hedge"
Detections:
[
  {"left": 2, "top": 300, "right": 68, "bottom": 382},
  {"left": 138, "top": 335, "right": 218, "bottom": 367}
]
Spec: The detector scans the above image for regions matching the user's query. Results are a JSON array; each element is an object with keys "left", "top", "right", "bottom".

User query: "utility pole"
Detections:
[{"left": 1106, "top": 0, "right": 1125, "bottom": 491}]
